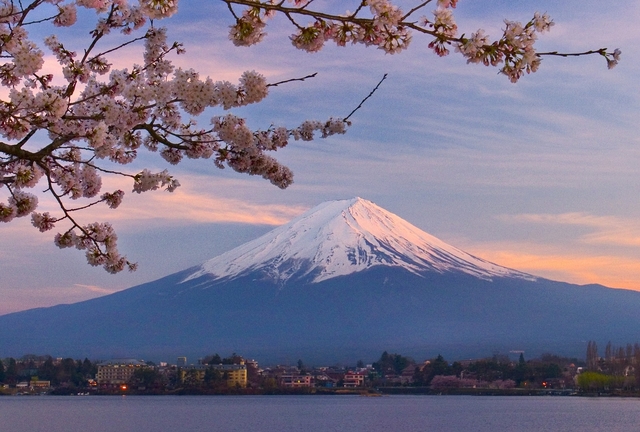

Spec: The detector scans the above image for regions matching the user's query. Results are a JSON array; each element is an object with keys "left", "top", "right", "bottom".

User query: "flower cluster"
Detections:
[
  {"left": 229, "top": 8, "right": 266, "bottom": 47},
  {"left": 229, "top": 0, "right": 413, "bottom": 54},
  {"left": 132, "top": 169, "right": 180, "bottom": 193},
  {"left": 291, "top": 118, "right": 347, "bottom": 141},
  {"left": 0, "top": 0, "right": 349, "bottom": 272},
  {"left": 31, "top": 212, "right": 57, "bottom": 232},
  {"left": 102, "top": 190, "right": 125, "bottom": 209},
  {"left": 423, "top": 7, "right": 458, "bottom": 56},
  {"left": 443, "top": 9, "right": 556, "bottom": 81},
  {"left": 54, "top": 222, "right": 137, "bottom": 273},
  {"left": 139, "top": 0, "right": 178, "bottom": 19},
  {"left": 606, "top": 48, "right": 622, "bottom": 70},
  {"left": 0, "top": 190, "right": 38, "bottom": 223},
  {"left": 54, "top": 4, "right": 78, "bottom": 27}
]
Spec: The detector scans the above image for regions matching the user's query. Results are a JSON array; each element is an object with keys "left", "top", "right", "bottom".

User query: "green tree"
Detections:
[
  {"left": 206, "top": 354, "right": 223, "bottom": 365},
  {"left": 467, "top": 360, "right": 509, "bottom": 382},
  {"left": 37, "top": 358, "right": 57, "bottom": 383},
  {"left": 414, "top": 355, "right": 452, "bottom": 386},
  {"left": 577, "top": 371, "right": 620, "bottom": 392},
  {"left": 373, "top": 351, "right": 413, "bottom": 376},
  {"left": 129, "top": 368, "right": 165, "bottom": 391},
  {"left": 79, "top": 358, "right": 97, "bottom": 378},
  {"left": 58, "top": 358, "right": 83, "bottom": 386},
  {"left": 203, "top": 367, "right": 224, "bottom": 389},
  {"left": 5, "top": 358, "right": 18, "bottom": 385},
  {"left": 182, "top": 369, "right": 202, "bottom": 389},
  {"left": 511, "top": 353, "right": 529, "bottom": 385},
  {"left": 222, "top": 354, "right": 243, "bottom": 365},
  {"left": 0, "top": 358, "right": 5, "bottom": 383}
]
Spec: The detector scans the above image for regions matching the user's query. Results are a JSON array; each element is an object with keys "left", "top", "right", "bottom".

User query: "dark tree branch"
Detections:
[{"left": 344, "top": 73, "right": 387, "bottom": 122}]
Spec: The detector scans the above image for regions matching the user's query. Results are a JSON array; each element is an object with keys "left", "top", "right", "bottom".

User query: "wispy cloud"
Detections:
[
  {"left": 117, "top": 178, "right": 308, "bottom": 226},
  {"left": 501, "top": 212, "right": 640, "bottom": 248},
  {"left": 32, "top": 174, "right": 308, "bottom": 229},
  {"left": 72, "top": 284, "right": 118, "bottom": 295}
]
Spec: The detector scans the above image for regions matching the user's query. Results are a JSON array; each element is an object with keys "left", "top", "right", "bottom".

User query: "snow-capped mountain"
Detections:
[
  {"left": 3, "top": 197, "right": 640, "bottom": 364},
  {"left": 187, "top": 197, "right": 534, "bottom": 284}
]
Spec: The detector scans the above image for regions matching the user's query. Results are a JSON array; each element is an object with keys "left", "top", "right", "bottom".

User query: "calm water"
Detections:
[{"left": 2, "top": 395, "right": 640, "bottom": 431}]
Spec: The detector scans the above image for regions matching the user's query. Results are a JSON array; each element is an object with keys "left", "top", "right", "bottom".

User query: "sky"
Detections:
[{"left": 1, "top": 0, "right": 639, "bottom": 315}]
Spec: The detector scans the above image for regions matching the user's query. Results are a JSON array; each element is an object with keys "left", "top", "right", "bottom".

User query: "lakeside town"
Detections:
[{"left": 2, "top": 341, "right": 640, "bottom": 397}]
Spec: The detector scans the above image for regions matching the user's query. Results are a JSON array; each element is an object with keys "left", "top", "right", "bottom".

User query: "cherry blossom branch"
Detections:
[
  {"left": 0, "top": 0, "right": 622, "bottom": 274},
  {"left": 344, "top": 73, "right": 387, "bottom": 122},
  {"left": 223, "top": 0, "right": 620, "bottom": 79},
  {"left": 89, "top": 35, "right": 149, "bottom": 63},
  {"left": 40, "top": 171, "right": 135, "bottom": 273},
  {"left": 267, "top": 72, "right": 317, "bottom": 87},
  {"left": 402, "top": 1, "right": 434, "bottom": 20},
  {"left": 538, "top": 48, "right": 621, "bottom": 69},
  {"left": 225, "top": 0, "right": 380, "bottom": 25}
]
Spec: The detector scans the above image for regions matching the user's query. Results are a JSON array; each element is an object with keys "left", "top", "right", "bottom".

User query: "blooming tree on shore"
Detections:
[{"left": 0, "top": 0, "right": 620, "bottom": 273}]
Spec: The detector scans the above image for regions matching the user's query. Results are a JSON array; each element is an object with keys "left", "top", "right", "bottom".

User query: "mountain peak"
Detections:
[{"left": 186, "top": 198, "right": 535, "bottom": 284}]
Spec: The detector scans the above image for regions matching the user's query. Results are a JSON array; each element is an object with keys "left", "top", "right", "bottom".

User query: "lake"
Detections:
[{"left": 2, "top": 395, "right": 640, "bottom": 431}]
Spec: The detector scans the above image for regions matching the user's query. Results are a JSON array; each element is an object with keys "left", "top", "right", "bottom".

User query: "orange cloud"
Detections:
[
  {"left": 73, "top": 284, "right": 119, "bottom": 295},
  {"left": 472, "top": 245, "right": 640, "bottom": 292},
  {"left": 31, "top": 174, "right": 308, "bottom": 227},
  {"left": 476, "top": 212, "right": 640, "bottom": 290},
  {"left": 115, "top": 187, "right": 307, "bottom": 227}
]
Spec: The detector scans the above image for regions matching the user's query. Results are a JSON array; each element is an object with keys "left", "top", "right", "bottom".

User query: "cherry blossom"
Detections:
[{"left": 0, "top": 0, "right": 620, "bottom": 273}]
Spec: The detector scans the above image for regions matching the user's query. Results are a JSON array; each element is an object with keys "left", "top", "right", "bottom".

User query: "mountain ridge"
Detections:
[{"left": 1, "top": 197, "right": 638, "bottom": 363}]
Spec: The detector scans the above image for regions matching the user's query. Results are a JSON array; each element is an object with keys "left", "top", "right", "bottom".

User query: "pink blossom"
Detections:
[
  {"left": 102, "top": 190, "right": 125, "bottom": 209},
  {"left": 0, "top": 202, "right": 16, "bottom": 222},
  {"left": 9, "top": 190, "right": 38, "bottom": 217},
  {"left": 139, "top": 0, "right": 178, "bottom": 19},
  {"left": 31, "top": 212, "right": 57, "bottom": 232},
  {"left": 54, "top": 4, "right": 77, "bottom": 27}
]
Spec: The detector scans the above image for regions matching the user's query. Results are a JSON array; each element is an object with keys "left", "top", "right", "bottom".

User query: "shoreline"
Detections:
[{"left": 6, "top": 387, "right": 640, "bottom": 398}]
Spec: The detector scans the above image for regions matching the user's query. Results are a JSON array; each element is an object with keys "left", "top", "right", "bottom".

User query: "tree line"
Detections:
[{"left": 0, "top": 355, "right": 96, "bottom": 388}]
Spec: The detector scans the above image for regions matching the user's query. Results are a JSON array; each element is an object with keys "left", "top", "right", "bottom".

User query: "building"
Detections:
[
  {"left": 343, "top": 372, "right": 366, "bottom": 388},
  {"left": 280, "top": 375, "right": 313, "bottom": 388},
  {"left": 96, "top": 359, "right": 147, "bottom": 385},
  {"left": 180, "top": 362, "right": 248, "bottom": 388},
  {"left": 30, "top": 380, "right": 51, "bottom": 389},
  {"left": 219, "top": 363, "right": 248, "bottom": 388}
]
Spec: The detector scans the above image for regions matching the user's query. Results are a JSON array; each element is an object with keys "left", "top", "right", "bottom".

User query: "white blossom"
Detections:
[
  {"left": 54, "top": 4, "right": 77, "bottom": 27},
  {"left": 139, "top": 0, "right": 178, "bottom": 19}
]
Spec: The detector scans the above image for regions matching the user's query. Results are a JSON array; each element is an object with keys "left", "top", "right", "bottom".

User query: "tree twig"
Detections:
[
  {"left": 344, "top": 73, "right": 387, "bottom": 122},
  {"left": 267, "top": 72, "right": 318, "bottom": 87}
]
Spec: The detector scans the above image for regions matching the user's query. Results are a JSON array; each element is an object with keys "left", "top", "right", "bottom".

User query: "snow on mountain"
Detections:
[{"left": 186, "top": 197, "right": 536, "bottom": 284}]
